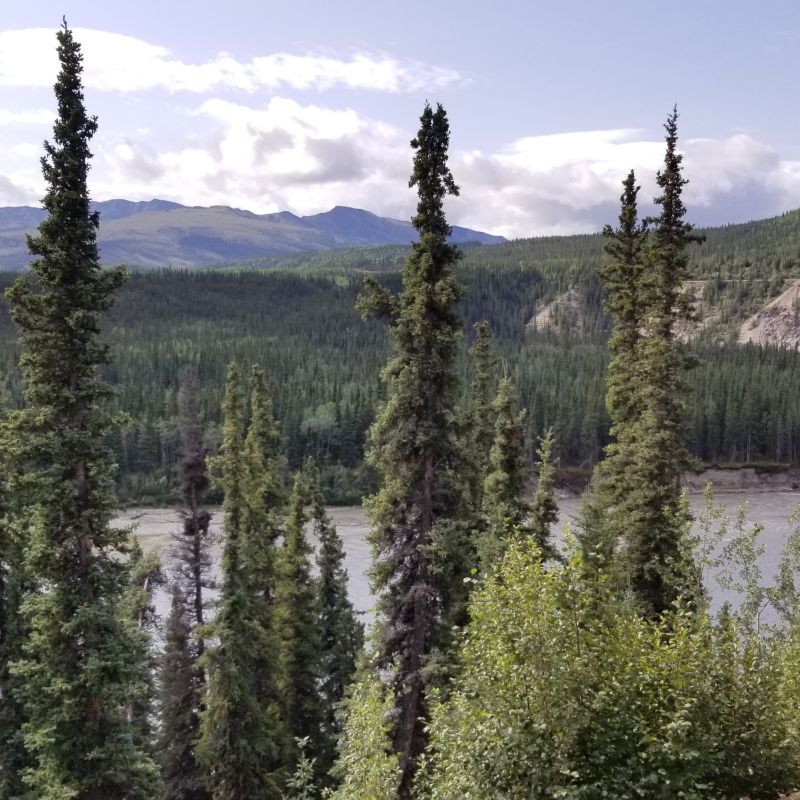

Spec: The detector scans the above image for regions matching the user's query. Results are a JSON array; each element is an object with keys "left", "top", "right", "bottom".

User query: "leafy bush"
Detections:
[{"left": 421, "top": 541, "right": 800, "bottom": 800}]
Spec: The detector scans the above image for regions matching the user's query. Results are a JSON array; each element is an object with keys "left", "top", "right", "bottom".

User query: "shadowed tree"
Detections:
[
  {"left": 357, "top": 102, "right": 465, "bottom": 797},
  {"left": 159, "top": 367, "right": 213, "bottom": 800},
  {"left": 5, "top": 22, "right": 158, "bottom": 799},
  {"left": 198, "top": 364, "right": 284, "bottom": 800},
  {"left": 307, "top": 460, "right": 364, "bottom": 781},
  {"left": 276, "top": 471, "right": 322, "bottom": 764}
]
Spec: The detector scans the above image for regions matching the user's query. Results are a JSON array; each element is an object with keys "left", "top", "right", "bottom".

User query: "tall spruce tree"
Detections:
[
  {"left": 308, "top": 461, "right": 364, "bottom": 779},
  {"left": 357, "top": 102, "right": 465, "bottom": 797},
  {"left": 173, "top": 367, "right": 214, "bottom": 654},
  {"left": 620, "top": 106, "right": 703, "bottom": 616},
  {"left": 529, "top": 429, "right": 560, "bottom": 562},
  {"left": 465, "top": 321, "right": 496, "bottom": 512},
  {"left": 0, "top": 487, "right": 27, "bottom": 800},
  {"left": 578, "top": 170, "right": 649, "bottom": 572},
  {"left": 160, "top": 367, "right": 213, "bottom": 800},
  {"left": 587, "top": 110, "right": 703, "bottom": 616},
  {"left": 479, "top": 378, "right": 531, "bottom": 568},
  {"left": 122, "top": 540, "right": 164, "bottom": 773},
  {"left": 5, "top": 22, "right": 157, "bottom": 799},
  {"left": 276, "top": 471, "right": 322, "bottom": 763},
  {"left": 160, "top": 590, "right": 208, "bottom": 800},
  {"left": 239, "top": 366, "right": 286, "bottom": 767},
  {"left": 199, "top": 363, "right": 284, "bottom": 800}
]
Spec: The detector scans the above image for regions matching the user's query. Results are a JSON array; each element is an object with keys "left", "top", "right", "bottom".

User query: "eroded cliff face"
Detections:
[
  {"left": 684, "top": 466, "right": 800, "bottom": 493},
  {"left": 739, "top": 279, "right": 800, "bottom": 349}
]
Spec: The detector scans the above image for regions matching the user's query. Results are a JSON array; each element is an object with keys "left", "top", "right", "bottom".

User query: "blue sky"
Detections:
[{"left": 1, "top": 0, "right": 799, "bottom": 237}]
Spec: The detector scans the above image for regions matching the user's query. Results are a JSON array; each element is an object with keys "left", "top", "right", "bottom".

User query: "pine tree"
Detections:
[
  {"left": 308, "top": 461, "right": 364, "bottom": 779},
  {"left": 5, "top": 23, "right": 158, "bottom": 799},
  {"left": 276, "top": 471, "right": 322, "bottom": 763},
  {"left": 199, "top": 363, "right": 284, "bottom": 800},
  {"left": 465, "top": 321, "right": 496, "bottom": 512},
  {"left": 479, "top": 378, "right": 531, "bottom": 568},
  {"left": 239, "top": 365, "right": 287, "bottom": 767},
  {"left": 159, "top": 368, "right": 213, "bottom": 800},
  {"left": 529, "top": 429, "right": 560, "bottom": 562},
  {"left": 578, "top": 171, "right": 649, "bottom": 572},
  {"left": 160, "top": 590, "right": 208, "bottom": 800},
  {"left": 357, "top": 102, "right": 466, "bottom": 796},
  {"left": 123, "top": 540, "right": 165, "bottom": 771},
  {"left": 0, "top": 498, "right": 27, "bottom": 800},
  {"left": 621, "top": 107, "right": 704, "bottom": 616},
  {"left": 173, "top": 367, "right": 214, "bottom": 653},
  {"left": 587, "top": 110, "right": 704, "bottom": 616}
]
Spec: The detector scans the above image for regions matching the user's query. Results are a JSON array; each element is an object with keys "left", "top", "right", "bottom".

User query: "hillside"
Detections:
[
  {"left": 0, "top": 200, "right": 504, "bottom": 269},
  {"left": 241, "top": 207, "right": 800, "bottom": 346}
]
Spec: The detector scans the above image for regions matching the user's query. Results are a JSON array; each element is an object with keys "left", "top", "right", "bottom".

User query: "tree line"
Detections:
[
  {"left": 0, "top": 260, "right": 797, "bottom": 505},
  {"left": 0, "top": 24, "right": 799, "bottom": 800}
]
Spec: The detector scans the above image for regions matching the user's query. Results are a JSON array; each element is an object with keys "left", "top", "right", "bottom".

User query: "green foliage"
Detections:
[
  {"left": 328, "top": 668, "right": 400, "bottom": 800},
  {"left": 464, "top": 321, "right": 496, "bottom": 513},
  {"left": 422, "top": 540, "right": 800, "bottom": 800},
  {"left": 199, "top": 363, "right": 284, "bottom": 800},
  {"left": 308, "top": 462, "right": 364, "bottom": 781},
  {"left": 359, "top": 103, "right": 467, "bottom": 795},
  {"left": 529, "top": 428, "right": 559, "bottom": 561},
  {"left": 123, "top": 539, "right": 165, "bottom": 770},
  {"left": 282, "top": 739, "right": 318, "bottom": 800},
  {"left": 585, "top": 115, "right": 704, "bottom": 617},
  {"left": 159, "top": 590, "right": 209, "bottom": 800},
  {"left": 159, "top": 367, "right": 212, "bottom": 800},
  {"left": 5, "top": 24, "right": 158, "bottom": 799},
  {"left": 479, "top": 378, "right": 530, "bottom": 568},
  {"left": 276, "top": 472, "right": 322, "bottom": 762}
]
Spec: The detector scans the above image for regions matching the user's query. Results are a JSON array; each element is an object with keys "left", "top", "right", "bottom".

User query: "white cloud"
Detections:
[
  {"left": 0, "top": 108, "right": 53, "bottom": 126},
  {"left": 94, "top": 96, "right": 412, "bottom": 217},
  {"left": 0, "top": 28, "right": 461, "bottom": 94},
  {"left": 2, "top": 87, "right": 800, "bottom": 238},
  {"left": 451, "top": 130, "right": 800, "bottom": 237}
]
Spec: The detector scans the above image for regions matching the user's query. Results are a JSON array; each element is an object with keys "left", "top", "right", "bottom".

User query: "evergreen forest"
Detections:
[{"left": 0, "top": 24, "right": 799, "bottom": 800}]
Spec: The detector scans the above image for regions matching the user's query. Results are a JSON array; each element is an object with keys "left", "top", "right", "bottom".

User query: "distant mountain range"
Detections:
[{"left": 0, "top": 199, "right": 505, "bottom": 269}]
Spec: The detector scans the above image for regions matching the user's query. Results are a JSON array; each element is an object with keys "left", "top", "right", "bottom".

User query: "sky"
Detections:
[{"left": 1, "top": 0, "right": 799, "bottom": 238}]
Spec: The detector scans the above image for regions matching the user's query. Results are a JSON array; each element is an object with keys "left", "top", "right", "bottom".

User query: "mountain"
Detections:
[{"left": 0, "top": 200, "right": 505, "bottom": 269}]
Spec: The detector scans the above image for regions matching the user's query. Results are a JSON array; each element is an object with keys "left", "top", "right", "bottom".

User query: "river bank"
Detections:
[{"left": 118, "top": 490, "right": 799, "bottom": 618}]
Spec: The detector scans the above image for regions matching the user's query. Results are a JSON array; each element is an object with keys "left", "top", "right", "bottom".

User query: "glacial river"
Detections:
[{"left": 119, "top": 493, "right": 800, "bottom": 620}]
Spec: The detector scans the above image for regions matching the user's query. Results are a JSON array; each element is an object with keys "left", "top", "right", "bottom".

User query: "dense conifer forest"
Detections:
[
  {"left": 0, "top": 248, "right": 798, "bottom": 504},
  {"left": 0, "top": 23, "right": 799, "bottom": 800}
]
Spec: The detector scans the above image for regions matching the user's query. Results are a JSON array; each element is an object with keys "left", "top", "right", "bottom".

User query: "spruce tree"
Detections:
[
  {"left": 0, "top": 505, "right": 27, "bottom": 800},
  {"left": 357, "top": 102, "right": 465, "bottom": 796},
  {"left": 579, "top": 170, "right": 649, "bottom": 571},
  {"left": 465, "top": 321, "right": 496, "bottom": 512},
  {"left": 587, "top": 110, "right": 704, "bottom": 616},
  {"left": 123, "top": 540, "right": 164, "bottom": 774},
  {"left": 239, "top": 365, "right": 286, "bottom": 767},
  {"left": 160, "top": 367, "right": 212, "bottom": 800},
  {"left": 529, "top": 429, "right": 560, "bottom": 562},
  {"left": 172, "top": 367, "right": 214, "bottom": 653},
  {"left": 308, "top": 461, "right": 364, "bottom": 779},
  {"left": 5, "top": 23, "right": 157, "bottom": 799},
  {"left": 622, "top": 107, "right": 703, "bottom": 616},
  {"left": 199, "top": 363, "right": 284, "bottom": 800},
  {"left": 160, "top": 590, "right": 208, "bottom": 800},
  {"left": 276, "top": 472, "right": 322, "bottom": 763},
  {"left": 479, "top": 378, "right": 531, "bottom": 568}
]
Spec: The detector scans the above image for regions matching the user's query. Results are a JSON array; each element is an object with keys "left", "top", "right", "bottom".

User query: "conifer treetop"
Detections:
[{"left": 409, "top": 102, "right": 459, "bottom": 238}]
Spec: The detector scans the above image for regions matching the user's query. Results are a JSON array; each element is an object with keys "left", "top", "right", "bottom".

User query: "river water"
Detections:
[{"left": 119, "top": 492, "right": 799, "bottom": 620}]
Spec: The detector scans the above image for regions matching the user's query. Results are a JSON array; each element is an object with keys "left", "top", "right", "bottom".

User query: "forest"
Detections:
[
  {"left": 2, "top": 226, "right": 800, "bottom": 504},
  {"left": 0, "top": 23, "right": 799, "bottom": 800}
]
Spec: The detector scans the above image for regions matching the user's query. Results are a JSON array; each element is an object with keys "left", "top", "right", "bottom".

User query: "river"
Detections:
[{"left": 119, "top": 492, "right": 799, "bottom": 620}]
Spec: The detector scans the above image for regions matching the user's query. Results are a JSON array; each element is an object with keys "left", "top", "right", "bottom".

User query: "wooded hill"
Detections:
[{"left": 0, "top": 206, "right": 797, "bottom": 504}]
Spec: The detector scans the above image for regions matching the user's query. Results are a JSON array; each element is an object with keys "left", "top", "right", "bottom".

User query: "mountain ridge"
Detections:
[{"left": 0, "top": 199, "right": 505, "bottom": 269}]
